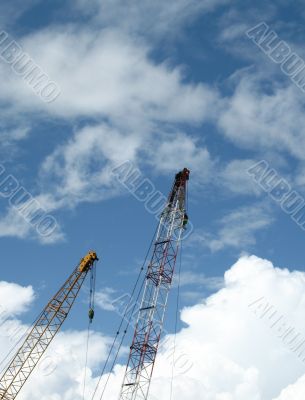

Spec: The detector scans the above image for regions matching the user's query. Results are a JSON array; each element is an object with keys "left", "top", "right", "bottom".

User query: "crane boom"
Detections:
[
  {"left": 119, "top": 168, "right": 190, "bottom": 400},
  {"left": 0, "top": 251, "right": 99, "bottom": 400}
]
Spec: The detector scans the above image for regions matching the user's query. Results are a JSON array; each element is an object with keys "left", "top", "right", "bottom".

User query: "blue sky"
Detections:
[{"left": 2, "top": 1, "right": 305, "bottom": 399}]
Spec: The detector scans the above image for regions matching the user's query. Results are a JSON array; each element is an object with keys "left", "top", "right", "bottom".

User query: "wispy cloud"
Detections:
[
  {"left": 191, "top": 204, "right": 274, "bottom": 252},
  {"left": 174, "top": 271, "right": 224, "bottom": 291},
  {"left": 95, "top": 287, "right": 118, "bottom": 312}
]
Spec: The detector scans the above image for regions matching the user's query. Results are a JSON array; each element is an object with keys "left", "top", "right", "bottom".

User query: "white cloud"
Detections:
[
  {"left": 39, "top": 124, "right": 143, "bottom": 208},
  {"left": 220, "top": 21, "right": 250, "bottom": 41},
  {"left": 0, "top": 23, "right": 220, "bottom": 245},
  {"left": 0, "top": 27, "right": 216, "bottom": 126},
  {"left": 275, "top": 374, "right": 305, "bottom": 400},
  {"left": 0, "top": 123, "right": 217, "bottom": 243},
  {"left": 147, "top": 132, "right": 214, "bottom": 178},
  {"left": 174, "top": 271, "right": 224, "bottom": 290},
  {"left": 146, "top": 255, "right": 305, "bottom": 399},
  {"left": 0, "top": 202, "right": 64, "bottom": 245},
  {"left": 0, "top": 0, "right": 224, "bottom": 244},
  {"left": 0, "top": 281, "right": 34, "bottom": 315},
  {"left": 217, "top": 72, "right": 305, "bottom": 161},
  {"left": 0, "top": 207, "right": 33, "bottom": 239},
  {"left": 0, "top": 0, "right": 38, "bottom": 28},
  {"left": 0, "top": 324, "right": 115, "bottom": 400},
  {"left": 37, "top": 126, "right": 216, "bottom": 215},
  {"left": 18, "top": 329, "right": 113, "bottom": 400},
  {"left": 0, "top": 280, "right": 116, "bottom": 400},
  {"left": 0, "top": 126, "right": 29, "bottom": 144},
  {"left": 218, "top": 159, "right": 264, "bottom": 196},
  {"left": 73, "top": 0, "right": 229, "bottom": 38},
  {"left": 95, "top": 288, "right": 117, "bottom": 312},
  {"left": 4, "top": 256, "right": 305, "bottom": 399},
  {"left": 192, "top": 204, "right": 273, "bottom": 252},
  {"left": 2, "top": 1, "right": 301, "bottom": 251}
]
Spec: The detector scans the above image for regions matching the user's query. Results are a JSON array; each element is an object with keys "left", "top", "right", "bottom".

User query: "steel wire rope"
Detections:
[{"left": 90, "top": 223, "right": 159, "bottom": 400}]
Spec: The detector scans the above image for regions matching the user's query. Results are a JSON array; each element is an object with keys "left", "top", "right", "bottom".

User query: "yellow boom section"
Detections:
[
  {"left": 79, "top": 251, "right": 99, "bottom": 272},
  {"left": 0, "top": 251, "right": 99, "bottom": 400}
]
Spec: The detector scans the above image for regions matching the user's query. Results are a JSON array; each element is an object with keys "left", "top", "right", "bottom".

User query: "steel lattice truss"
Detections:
[
  {"left": 119, "top": 169, "right": 189, "bottom": 400},
  {"left": 0, "top": 251, "right": 98, "bottom": 400}
]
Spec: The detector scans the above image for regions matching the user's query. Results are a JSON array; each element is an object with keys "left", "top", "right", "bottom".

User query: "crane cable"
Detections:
[
  {"left": 90, "top": 225, "right": 158, "bottom": 400},
  {"left": 169, "top": 241, "right": 183, "bottom": 400},
  {"left": 98, "top": 189, "right": 188, "bottom": 399},
  {"left": 82, "top": 263, "right": 97, "bottom": 400},
  {"left": 92, "top": 263, "right": 148, "bottom": 400},
  {"left": 98, "top": 275, "right": 146, "bottom": 400},
  {"left": 0, "top": 260, "right": 97, "bottom": 381},
  {"left": 170, "top": 186, "right": 188, "bottom": 399}
]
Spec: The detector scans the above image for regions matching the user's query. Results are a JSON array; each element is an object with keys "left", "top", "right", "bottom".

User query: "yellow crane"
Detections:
[{"left": 0, "top": 250, "right": 99, "bottom": 400}]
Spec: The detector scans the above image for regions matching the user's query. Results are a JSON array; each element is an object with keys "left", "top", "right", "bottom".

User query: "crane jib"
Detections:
[
  {"left": 0, "top": 251, "right": 99, "bottom": 400},
  {"left": 119, "top": 168, "right": 190, "bottom": 400}
]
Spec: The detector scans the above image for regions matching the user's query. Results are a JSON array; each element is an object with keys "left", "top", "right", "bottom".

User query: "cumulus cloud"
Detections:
[
  {"left": 0, "top": 325, "right": 115, "bottom": 400},
  {"left": 0, "top": 279, "right": 115, "bottom": 400},
  {"left": 135, "top": 255, "right": 305, "bottom": 399},
  {"left": 18, "top": 329, "right": 113, "bottom": 400},
  {"left": 3, "top": 256, "right": 305, "bottom": 399},
  {"left": 275, "top": 374, "right": 305, "bottom": 400},
  {"left": 0, "top": 281, "right": 34, "bottom": 315}
]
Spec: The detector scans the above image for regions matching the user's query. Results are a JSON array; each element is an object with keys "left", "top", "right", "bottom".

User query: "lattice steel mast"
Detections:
[
  {"left": 119, "top": 168, "right": 190, "bottom": 400},
  {"left": 0, "top": 251, "right": 99, "bottom": 400}
]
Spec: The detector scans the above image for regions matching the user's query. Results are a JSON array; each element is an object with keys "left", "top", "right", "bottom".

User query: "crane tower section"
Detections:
[{"left": 119, "top": 168, "right": 190, "bottom": 400}]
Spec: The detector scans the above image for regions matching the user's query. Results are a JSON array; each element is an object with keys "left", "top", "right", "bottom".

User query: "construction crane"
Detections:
[
  {"left": 0, "top": 250, "right": 99, "bottom": 400},
  {"left": 119, "top": 168, "right": 190, "bottom": 400}
]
